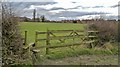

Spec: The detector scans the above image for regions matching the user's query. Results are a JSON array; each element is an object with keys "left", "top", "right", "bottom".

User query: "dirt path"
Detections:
[{"left": 41, "top": 55, "right": 118, "bottom": 65}]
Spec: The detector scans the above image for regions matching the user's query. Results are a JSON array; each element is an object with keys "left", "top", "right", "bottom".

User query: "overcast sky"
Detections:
[{"left": 9, "top": 0, "right": 120, "bottom": 20}]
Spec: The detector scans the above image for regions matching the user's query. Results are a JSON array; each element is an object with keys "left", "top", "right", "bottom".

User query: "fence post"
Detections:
[
  {"left": 35, "top": 31, "right": 38, "bottom": 46},
  {"left": 24, "top": 31, "right": 27, "bottom": 45},
  {"left": 46, "top": 29, "right": 50, "bottom": 54}
]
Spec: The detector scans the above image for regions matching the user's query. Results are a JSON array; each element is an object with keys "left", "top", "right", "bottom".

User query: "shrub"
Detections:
[
  {"left": 73, "top": 20, "right": 77, "bottom": 23},
  {"left": 87, "top": 21, "right": 118, "bottom": 44},
  {"left": 2, "top": 2, "right": 28, "bottom": 65}
]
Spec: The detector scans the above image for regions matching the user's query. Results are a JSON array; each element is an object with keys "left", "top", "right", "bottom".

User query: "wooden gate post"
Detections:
[
  {"left": 24, "top": 31, "right": 27, "bottom": 45},
  {"left": 46, "top": 29, "right": 50, "bottom": 54},
  {"left": 35, "top": 31, "right": 38, "bottom": 46}
]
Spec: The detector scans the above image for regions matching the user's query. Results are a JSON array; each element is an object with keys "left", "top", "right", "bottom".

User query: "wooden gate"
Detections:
[{"left": 33, "top": 29, "right": 99, "bottom": 54}]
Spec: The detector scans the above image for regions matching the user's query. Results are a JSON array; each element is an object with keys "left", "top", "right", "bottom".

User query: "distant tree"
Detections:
[
  {"left": 94, "top": 16, "right": 99, "bottom": 21},
  {"left": 40, "top": 15, "right": 46, "bottom": 22},
  {"left": 33, "top": 9, "right": 36, "bottom": 22},
  {"left": 36, "top": 13, "right": 40, "bottom": 22},
  {"left": 24, "top": 17, "right": 29, "bottom": 22},
  {"left": 73, "top": 20, "right": 77, "bottom": 23},
  {"left": 36, "top": 17, "right": 40, "bottom": 22}
]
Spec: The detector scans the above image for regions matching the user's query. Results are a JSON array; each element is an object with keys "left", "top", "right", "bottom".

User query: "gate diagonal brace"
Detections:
[
  {"left": 73, "top": 31, "right": 79, "bottom": 41},
  {"left": 68, "top": 31, "right": 80, "bottom": 50},
  {"left": 68, "top": 31, "right": 78, "bottom": 41},
  {"left": 50, "top": 32, "right": 65, "bottom": 43}
]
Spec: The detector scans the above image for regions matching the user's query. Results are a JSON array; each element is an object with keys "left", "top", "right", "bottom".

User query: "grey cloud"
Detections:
[
  {"left": 92, "top": 6, "right": 104, "bottom": 8},
  {"left": 67, "top": 5, "right": 104, "bottom": 10},
  {"left": 111, "top": 4, "right": 120, "bottom": 8},
  {"left": 30, "top": 2, "right": 57, "bottom": 5},
  {"left": 21, "top": 8, "right": 110, "bottom": 20},
  {"left": 82, "top": 6, "right": 91, "bottom": 9},
  {"left": 22, "top": 8, "right": 50, "bottom": 16},
  {"left": 4, "top": 2, "right": 57, "bottom": 14},
  {"left": 47, "top": 12, "right": 110, "bottom": 20},
  {"left": 50, "top": 7, "right": 66, "bottom": 10},
  {"left": 47, "top": 11, "right": 110, "bottom": 20},
  {"left": 49, "top": 5, "right": 91, "bottom": 10},
  {"left": 9, "top": 0, "right": 55, "bottom": 2},
  {"left": 7, "top": 2, "right": 57, "bottom": 9},
  {"left": 71, "top": 2, "right": 77, "bottom": 3},
  {"left": 49, "top": 6, "right": 82, "bottom": 10},
  {"left": 66, "top": 6, "right": 91, "bottom": 10},
  {"left": 68, "top": 6, "right": 82, "bottom": 10},
  {"left": 52, "top": 11, "right": 109, "bottom": 17},
  {"left": 106, "top": 16, "right": 118, "bottom": 20},
  {"left": 9, "top": 2, "right": 115, "bottom": 20}
]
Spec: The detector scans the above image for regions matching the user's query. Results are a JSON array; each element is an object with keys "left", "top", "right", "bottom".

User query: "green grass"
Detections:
[{"left": 20, "top": 22, "right": 85, "bottom": 43}]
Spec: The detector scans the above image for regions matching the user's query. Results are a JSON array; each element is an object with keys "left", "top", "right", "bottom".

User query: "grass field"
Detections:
[
  {"left": 20, "top": 22, "right": 118, "bottom": 65},
  {"left": 20, "top": 22, "right": 85, "bottom": 43}
]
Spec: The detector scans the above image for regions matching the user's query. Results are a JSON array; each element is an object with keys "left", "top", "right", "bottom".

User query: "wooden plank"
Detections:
[
  {"left": 87, "top": 31, "right": 99, "bottom": 33},
  {"left": 49, "top": 43, "right": 80, "bottom": 48},
  {"left": 31, "top": 42, "right": 82, "bottom": 50},
  {"left": 85, "top": 36, "right": 98, "bottom": 38},
  {"left": 50, "top": 30, "right": 84, "bottom": 33},
  {"left": 24, "top": 31, "right": 27, "bottom": 45},
  {"left": 88, "top": 36, "right": 98, "bottom": 38},
  {"left": 74, "top": 30, "right": 84, "bottom": 32},
  {"left": 36, "top": 30, "right": 84, "bottom": 34},
  {"left": 32, "top": 49, "right": 40, "bottom": 53},
  {"left": 35, "top": 32, "right": 38, "bottom": 45},
  {"left": 49, "top": 35, "right": 84, "bottom": 40},
  {"left": 31, "top": 39, "right": 97, "bottom": 50},
  {"left": 50, "top": 30, "right": 73, "bottom": 33},
  {"left": 37, "top": 38, "right": 47, "bottom": 41},
  {"left": 36, "top": 31, "right": 47, "bottom": 34}
]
